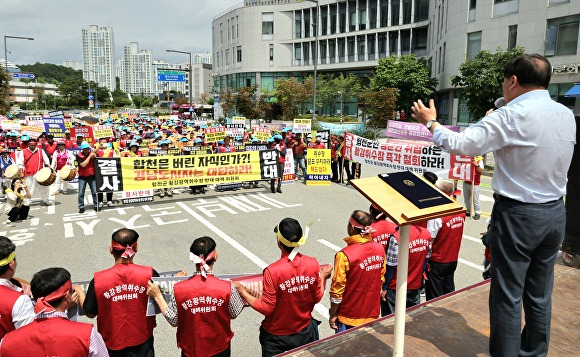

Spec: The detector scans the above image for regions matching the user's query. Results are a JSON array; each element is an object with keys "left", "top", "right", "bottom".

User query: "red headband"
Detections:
[
  {"left": 34, "top": 279, "right": 72, "bottom": 314},
  {"left": 189, "top": 249, "right": 217, "bottom": 279},
  {"left": 349, "top": 216, "right": 377, "bottom": 235},
  {"left": 112, "top": 240, "right": 137, "bottom": 258}
]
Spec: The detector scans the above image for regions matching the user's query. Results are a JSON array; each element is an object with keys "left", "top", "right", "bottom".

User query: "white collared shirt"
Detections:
[
  {"left": 0, "top": 278, "right": 35, "bottom": 330},
  {"left": 432, "top": 90, "right": 576, "bottom": 203}
]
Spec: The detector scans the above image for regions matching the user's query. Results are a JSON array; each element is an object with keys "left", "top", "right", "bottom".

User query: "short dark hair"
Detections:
[
  {"left": 369, "top": 204, "right": 385, "bottom": 221},
  {"left": 30, "top": 267, "right": 70, "bottom": 307},
  {"left": 190, "top": 236, "right": 217, "bottom": 266},
  {"left": 112, "top": 228, "right": 139, "bottom": 257},
  {"left": 503, "top": 54, "right": 551, "bottom": 89},
  {"left": 275, "top": 218, "right": 303, "bottom": 253},
  {"left": 350, "top": 210, "right": 373, "bottom": 231},
  {"left": 0, "top": 236, "right": 16, "bottom": 275},
  {"left": 423, "top": 171, "right": 438, "bottom": 185}
]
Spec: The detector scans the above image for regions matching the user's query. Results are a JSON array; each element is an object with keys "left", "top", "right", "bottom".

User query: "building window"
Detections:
[
  {"left": 338, "top": 38, "right": 346, "bottom": 63},
  {"left": 262, "top": 13, "right": 274, "bottom": 37},
  {"left": 320, "top": 41, "right": 327, "bottom": 64},
  {"left": 368, "top": 34, "right": 376, "bottom": 61},
  {"left": 339, "top": 2, "right": 347, "bottom": 33},
  {"left": 294, "top": 44, "right": 302, "bottom": 65},
  {"left": 380, "top": 1, "right": 389, "bottom": 27},
  {"left": 412, "top": 27, "right": 428, "bottom": 55},
  {"left": 378, "top": 33, "right": 387, "bottom": 58},
  {"left": 295, "top": 11, "right": 302, "bottom": 39},
  {"left": 403, "top": 0, "right": 412, "bottom": 25},
  {"left": 391, "top": 1, "right": 400, "bottom": 26},
  {"left": 304, "top": 43, "right": 310, "bottom": 64},
  {"left": 220, "top": 23, "right": 223, "bottom": 44},
  {"left": 304, "top": 9, "right": 311, "bottom": 38},
  {"left": 348, "top": 36, "right": 356, "bottom": 61},
  {"left": 493, "top": 0, "right": 519, "bottom": 17},
  {"left": 545, "top": 16, "right": 579, "bottom": 56},
  {"left": 549, "top": 0, "right": 570, "bottom": 4},
  {"left": 358, "top": 35, "right": 366, "bottom": 61},
  {"left": 269, "top": 44, "right": 274, "bottom": 67},
  {"left": 329, "top": 39, "right": 336, "bottom": 63},
  {"left": 225, "top": 50, "right": 230, "bottom": 65},
  {"left": 321, "top": 6, "right": 328, "bottom": 36},
  {"left": 468, "top": 0, "right": 476, "bottom": 22},
  {"left": 236, "top": 46, "right": 242, "bottom": 63},
  {"left": 508, "top": 25, "right": 517, "bottom": 50},
  {"left": 359, "top": 0, "right": 367, "bottom": 31},
  {"left": 467, "top": 31, "right": 482, "bottom": 60},
  {"left": 330, "top": 4, "right": 337, "bottom": 34},
  {"left": 415, "top": 0, "right": 429, "bottom": 22},
  {"left": 389, "top": 32, "right": 399, "bottom": 55},
  {"left": 369, "top": 0, "right": 377, "bottom": 29},
  {"left": 349, "top": 0, "right": 357, "bottom": 31},
  {"left": 401, "top": 30, "right": 411, "bottom": 55}
]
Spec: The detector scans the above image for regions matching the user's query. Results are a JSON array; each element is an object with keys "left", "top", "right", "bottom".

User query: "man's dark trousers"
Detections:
[{"left": 489, "top": 195, "right": 565, "bottom": 357}]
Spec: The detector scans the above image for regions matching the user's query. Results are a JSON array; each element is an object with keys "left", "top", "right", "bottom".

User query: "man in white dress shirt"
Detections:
[{"left": 411, "top": 54, "right": 576, "bottom": 357}]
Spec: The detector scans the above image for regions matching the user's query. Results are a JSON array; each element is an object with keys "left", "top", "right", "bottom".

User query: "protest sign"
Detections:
[
  {"left": 1, "top": 120, "right": 21, "bottom": 131},
  {"left": 386, "top": 121, "right": 460, "bottom": 141},
  {"left": 253, "top": 127, "right": 271, "bottom": 142},
  {"left": 71, "top": 126, "right": 95, "bottom": 145},
  {"left": 343, "top": 132, "right": 472, "bottom": 181},
  {"left": 318, "top": 122, "right": 365, "bottom": 134},
  {"left": 96, "top": 150, "right": 280, "bottom": 191},
  {"left": 121, "top": 189, "right": 154, "bottom": 204},
  {"left": 225, "top": 123, "right": 245, "bottom": 138},
  {"left": 205, "top": 126, "right": 226, "bottom": 143},
  {"left": 282, "top": 150, "right": 296, "bottom": 184},
  {"left": 92, "top": 125, "right": 114, "bottom": 140},
  {"left": 20, "top": 125, "right": 44, "bottom": 139},
  {"left": 25, "top": 115, "right": 43, "bottom": 126},
  {"left": 306, "top": 149, "right": 331, "bottom": 186},
  {"left": 43, "top": 118, "right": 66, "bottom": 138},
  {"left": 292, "top": 119, "right": 311, "bottom": 134}
]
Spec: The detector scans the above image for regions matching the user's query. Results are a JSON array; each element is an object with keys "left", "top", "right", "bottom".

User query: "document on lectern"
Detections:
[{"left": 378, "top": 171, "right": 453, "bottom": 209}]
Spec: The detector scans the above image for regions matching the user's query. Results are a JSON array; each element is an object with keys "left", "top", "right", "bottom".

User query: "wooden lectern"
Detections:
[{"left": 350, "top": 172, "right": 465, "bottom": 357}]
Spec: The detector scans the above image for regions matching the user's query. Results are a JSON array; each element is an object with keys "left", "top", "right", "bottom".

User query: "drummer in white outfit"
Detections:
[
  {"left": 15, "top": 137, "right": 51, "bottom": 206},
  {"left": 50, "top": 140, "right": 75, "bottom": 194}
]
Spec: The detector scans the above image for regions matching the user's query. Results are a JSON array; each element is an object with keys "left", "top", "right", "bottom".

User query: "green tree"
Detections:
[
  {"left": 1, "top": 69, "right": 11, "bottom": 114},
  {"left": 371, "top": 55, "right": 437, "bottom": 115},
  {"left": 358, "top": 87, "right": 398, "bottom": 129},
  {"left": 317, "top": 74, "right": 338, "bottom": 114},
  {"left": 451, "top": 46, "right": 525, "bottom": 119},
  {"left": 17, "top": 62, "right": 83, "bottom": 84},
  {"left": 111, "top": 88, "right": 131, "bottom": 108},
  {"left": 333, "top": 74, "right": 362, "bottom": 117},
  {"left": 274, "top": 77, "right": 311, "bottom": 120},
  {"left": 218, "top": 87, "right": 236, "bottom": 117}
]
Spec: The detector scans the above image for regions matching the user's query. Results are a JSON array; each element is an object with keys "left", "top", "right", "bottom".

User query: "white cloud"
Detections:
[{"left": 0, "top": 0, "right": 241, "bottom": 65}]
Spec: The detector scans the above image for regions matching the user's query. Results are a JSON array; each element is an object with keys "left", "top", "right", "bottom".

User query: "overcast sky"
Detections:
[{"left": 1, "top": 0, "right": 241, "bottom": 66}]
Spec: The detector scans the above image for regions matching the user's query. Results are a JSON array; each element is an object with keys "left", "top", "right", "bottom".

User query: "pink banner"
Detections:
[{"left": 386, "top": 120, "right": 460, "bottom": 141}]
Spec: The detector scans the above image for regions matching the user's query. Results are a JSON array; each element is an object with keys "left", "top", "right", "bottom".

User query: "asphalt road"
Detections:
[{"left": 6, "top": 165, "right": 494, "bottom": 356}]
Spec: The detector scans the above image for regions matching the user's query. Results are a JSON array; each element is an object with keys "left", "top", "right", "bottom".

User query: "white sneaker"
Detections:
[
  {"left": 107, "top": 201, "right": 113, "bottom": 207},
  {"left": 98, "top": 202, "right": 103, "bottom": 208}
]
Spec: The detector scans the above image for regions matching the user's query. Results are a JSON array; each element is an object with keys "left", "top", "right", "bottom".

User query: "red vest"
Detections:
[
  {"left": 22, "top": 148, "right": 44, "bottom": 176},
  {"left": 430, "top": 213, "right": 466, "bottom": 264},
  {"left": 371, "top": 220, "right": 398, "bottom": 246},
  {"left": 174, "top": 275, "right": 233, "bottom": 357},
  {"left": 218, "top": 145, "right": 236, "bottom": 153},
  {"left": 54, "top": 150, "right": 69, "bottom": 170},
  {"left": 0, "top": 317, "right": 91, "bottom": 357},
  {"left": 43, "top": 141, "right": 57, "bottom": 157},
  {"left": 0, "top": 285, "right": 22, "bottom": 339},
  {"left": 338, "top": 240, "right": 385, "bottom": 320},
  {"left": 94, "top": 263, "right": 156, "bottom": 350},
  {"left": 76, "top": 152, "right": 96, "bottom": 177},
  {"left": 261, "top": 254, "right": 321, "bottom": 335},
  {"left": 388, "top": 225, "right": 430, "bottom": 290},
  {"left": 97, "top": 148, "right": 114, "bottom": 158},
  {"left": 64, "top": 138, "right": 77, "bottom": 149},
  {"left": 278, "top": 142, "right": 286, "bottom": 164},
  {"left": 312, "top": 143, "right": 325, "bottom": 149}
]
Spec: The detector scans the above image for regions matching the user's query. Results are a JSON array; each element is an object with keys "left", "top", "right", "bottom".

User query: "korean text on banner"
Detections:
[
  {"left": 204, "top": 126, "right": 226, "bottom": 143},
  {"left": 306, "top": 149, "right": 331, "bottom": 186},
  {"left": 292, "top": 119, "right": 312, "bottom": 134},
  {"left": 386, "top": 121, "right": 460, "bottom": 141},
  {"left": 283, "top": 150, "right": 296, "bottom": 184},
  {"left": 43, "top": 118, "right": 66, "bottom": 138},
  {"left": 231, "top": 116, "right": 246, "bottom": 125},
  {"left": 225, "top": 124, "right": 245, "bottom": 138},
  {"left": 343, "top": 132, "right": 472, "bottom": 181},
  {"left": 71, "top": 127, "right": 95, "bottom": 145},
  {"left": 1, "top": 120, "right": 21, "bottom": 131},
  {"left": 92, "top": 125, "right": 114, "bottom": 139},
  {"left": 20, "top": 125, "right": 44, "bottom": 139},
  {"left": 95, "top": 150, "right": 280, "bottom": 192},
  {"left": 25, "top": 115, "right": 44, "bottom": 126},
  {"left": 253, "top": 127, "right": 271, "bottom": 141}
]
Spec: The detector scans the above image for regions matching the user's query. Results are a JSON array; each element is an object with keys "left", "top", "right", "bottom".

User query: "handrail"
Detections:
[{"left": 213, "top": 2, "right": 244, "bottom": 21}]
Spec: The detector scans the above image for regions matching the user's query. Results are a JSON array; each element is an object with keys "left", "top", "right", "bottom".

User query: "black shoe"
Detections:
[
  {"left": 271, "top": 187, "right": 275, "bottom": 193},
  {"left": 465, "top": 212, "right": 471, "bottom": 217},
  {"left": 474, "top": 214, "right": 481, "bottom": 220},
  {"left": 277, "top": 188, "right": 282, "bottom": 193},
  {"left": 79, "top": 208, "right": 85, "bottom": 214}
]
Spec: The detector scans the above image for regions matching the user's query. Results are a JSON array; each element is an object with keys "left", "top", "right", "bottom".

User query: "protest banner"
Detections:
[
  {"left": 205, "top": 126, "right": 226, "bottom": 143},
  {"left": 182, "top": 146, "right": 213, "bottom": 155},
  {"left": 244, "top": 143, "right": 269, "bottom": 152},
  {"left": 71, "top": 126, "right": 95, "bottom": 145},
  {"left": 311, "top": 129, "right": 331, "bottom": 149},
  {"left": 259, "top": 123, "right": 285, "bottom": 132},
  {"left": 306, "top": 149, "right": 331, "bottom": 186},
  {"left": 386, "top": 121, "right": 460, "bottom": 141},
  {"left": 318, "top": 122, "right": 365, "bottom": 135},
  {"left": 48, "top": 110, "right": 64, "bottom": 118},
  {"left": 292, "top": 119, "right": 311, "bottom": 134},
  {"left": 195, "top": 117, "right": 208, "bottom": 126},
  {"left": 343, "top": 132, "right": 472, "bottom": 181},
  {"left": 1, "top": 120, "right": 21, "bottom": 131},
  {"left": 148, "top": 148, "right": 182, "bottom": 156},
  {"left": 225, "top": 123, "right": 245, "bottom": 138},
  {"left": 43, "top": 118, "right": 66, "bottom": 138},
  {"left": 231, "top": 116, "right": 246, "bottom": 125},
  {"left": 95, "top": 150, "right": 280, "bottom": 192},
  {"left": 121, "top": 189, "right": 154, "bottom": 204},
  {"left": 253, "top": 127, "right": 271, "bottom": 142},
  {"left": 64, "top": 118, "right": 72, "bottom": 130},
  {"left": 20, "top": 125, "right": 44, "bottom": 139},
  {"left": 282, "top": 150, "right": 296, "bottom": 184},
  {"left": 92, "top": 125, "right": 114, "bottom": 140},
  {"left": 25, "top": 115, "right": 44, "bottom": 126}
]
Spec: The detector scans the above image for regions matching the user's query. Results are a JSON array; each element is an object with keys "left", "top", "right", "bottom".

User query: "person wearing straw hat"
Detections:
[
  {"left": 0, "top": 236, "right": 34, "bottom": 339},
  {"left": 234, "top": 218, "right": 331, "bottom": 357},
  {"left": 0, "top": 267, "right": 108, "bottom": 357},
  {"left": 329, "top": 210, "right": 385, "bottom": 332},
  {"left": 147, "top": 236, "right": 244, "bottom": 357},
  {"left": 83, "top": 228, "right": 158, "bottom": 357}
]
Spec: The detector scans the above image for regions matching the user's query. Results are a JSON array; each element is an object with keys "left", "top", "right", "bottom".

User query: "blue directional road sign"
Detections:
[
  {"left": 12, "top": 73, "right": 35, "bottom": 79},
  {"left": 157, "top": 70, "right": 186, "bottom": 82},
  {"left": 88, "top": 95, "right": 94, "bottom": 100}
]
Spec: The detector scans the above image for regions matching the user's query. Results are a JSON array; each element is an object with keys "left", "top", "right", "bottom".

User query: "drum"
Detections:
[
  {"left": 5, "top": 164, "right": 22, "bottom": 179},
  {"left": 59, "top": 165, "right": 77, "bottom": 181},
  {"left": 35, "top": 167, "right": 56, "bottom": 186}
]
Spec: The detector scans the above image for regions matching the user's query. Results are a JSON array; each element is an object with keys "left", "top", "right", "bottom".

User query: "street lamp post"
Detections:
[
  {"left": 338, "top": 91, "right": 343, "bottom": 123},
  {"left": 3, "top": 35, "right": 34, "bottom": 107},
  {"left": 306, "top": 0, "right": 319, "bottom": 122},
  {"left": 166, "top": 49, "right": 193, "bottom": 113}
]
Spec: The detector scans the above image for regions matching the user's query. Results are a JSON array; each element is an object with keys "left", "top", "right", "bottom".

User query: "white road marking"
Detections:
[
  {"left": 480, "top": 194, "right": 494, "bottom": 202},
  {"left": 463, "top": 234, "right": 482, "bottom": 243},
  {"left": 317, "top": 239, "right": 341, "bottom": 252},
  {"left": 47, "top": 203, "right": 55, "bottom": 215},
  {"left": 30, "top": 218, "right": 39, "bottom": 226},
  {"left": 177, "top": 201, "right": 329, "bottom": 319},
  {"left": 458, "top": 258, "right": 484, "bottom": 271}
]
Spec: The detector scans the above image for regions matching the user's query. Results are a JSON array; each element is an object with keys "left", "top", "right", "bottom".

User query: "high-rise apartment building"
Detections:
[
  {"left": 120, "top": 42, "right": 154, "bottom": 96},
  {"left": 63, "top": 61, "right": 80, "bottom": 71},
  {"left": 81, "top": 25, "right": 116, "bottom": 91},
  {"left": 194, "top": 52, "right": 213, "bottom": 64}
]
